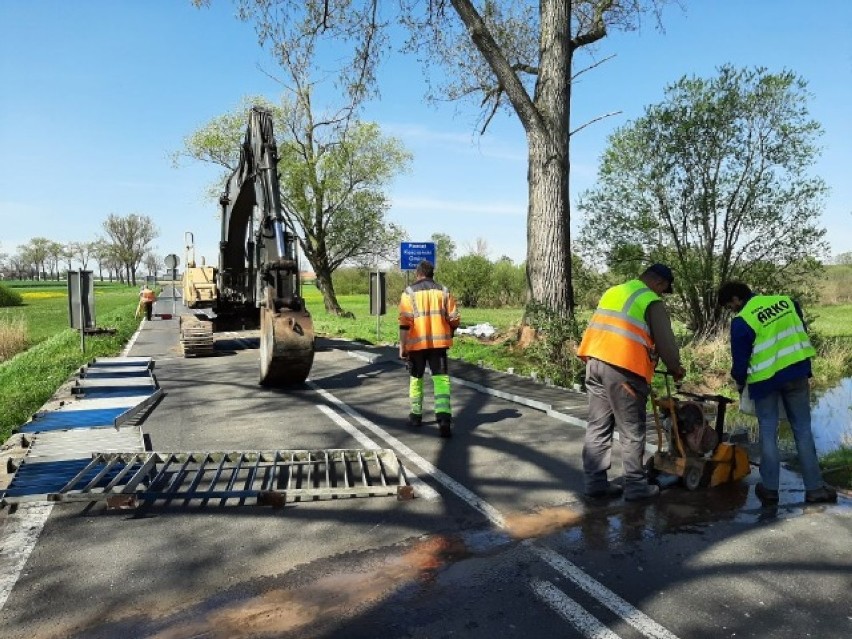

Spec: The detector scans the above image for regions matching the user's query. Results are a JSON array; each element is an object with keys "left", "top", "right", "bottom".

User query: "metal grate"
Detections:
[{"left": 49, "top": 449, "right": 413, "bottom": 508}]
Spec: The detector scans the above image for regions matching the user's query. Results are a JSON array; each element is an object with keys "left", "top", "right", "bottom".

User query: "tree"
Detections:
[
  {"left": 144, "top": 252, "right": 162, "bottom": 277},
  {"left": 101, "top": 214, "right": 158, "bottom": 286},
  {"left": 18, "top": 237, "right": 54, "bottom": 280},
  {"left": 578, "top": 66, "right": 829, "bottom": 336},
  {"left": 69, "top": 241, "right": 94, "bottom": 271},
  {"left": 178, "top": 96, "right": 410, "bottom": 315},
  {"left": 46, "top": 241, "right": 64, "bottom": 279},
  {"left": 431, "top": 232, "right": 457, "bottom": 266},
  {"left": 199, "top": 1, "right": 674, "bottom": 318}
]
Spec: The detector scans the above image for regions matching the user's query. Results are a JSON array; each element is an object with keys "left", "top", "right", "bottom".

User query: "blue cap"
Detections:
[{"left": 647, "top": 263, "right": 674, "bottom": 294}]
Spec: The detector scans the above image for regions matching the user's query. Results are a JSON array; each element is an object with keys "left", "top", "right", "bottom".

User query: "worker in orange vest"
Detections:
[
  {"left": 399, "top": 260, "right": 461, "bottom": 438},
  {"left": 576, "top": 263, "right": 685, "bottom": 502},
  {"left": 139, "top": 285, "right": 157, "bottom": 321}
]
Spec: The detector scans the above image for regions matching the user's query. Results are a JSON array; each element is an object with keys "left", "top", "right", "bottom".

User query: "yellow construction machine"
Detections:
[
  {"left": 647, "top": 372, "right": 750, "bottom": 491},
  {"left": 179, "top": 107, "right": 315, "bottom": 385}
]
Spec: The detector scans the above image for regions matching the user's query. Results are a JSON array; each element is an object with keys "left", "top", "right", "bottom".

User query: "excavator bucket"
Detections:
[{"left": 259, "top": 305, "right": 315, "bottom": 386}]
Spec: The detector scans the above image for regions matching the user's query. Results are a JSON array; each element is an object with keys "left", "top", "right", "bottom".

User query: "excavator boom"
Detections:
[{"left": 182, "top": 107, "right": 314, "bottom": 385}]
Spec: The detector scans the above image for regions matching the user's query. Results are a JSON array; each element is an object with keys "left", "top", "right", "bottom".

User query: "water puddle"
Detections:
[{"left": 811, "top": 376, "right": 852, "bottom": 454}]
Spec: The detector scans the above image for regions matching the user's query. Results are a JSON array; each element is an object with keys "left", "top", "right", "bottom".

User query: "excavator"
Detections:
[{"left": 180, "top": 107, "right": 315, "bottom": 386}]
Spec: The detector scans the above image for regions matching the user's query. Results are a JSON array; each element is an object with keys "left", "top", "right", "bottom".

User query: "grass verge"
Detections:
[{"left": 0, "top": 298, "right": 139, "bottom": 443}]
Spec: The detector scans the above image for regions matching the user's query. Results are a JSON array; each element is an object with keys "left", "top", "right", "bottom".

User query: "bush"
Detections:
[
  {"left": 0, "top": 282, "right": 23, "bottom": 307},
  {"left": 524, "top": 302, "right": 588, "bottom": 388}
]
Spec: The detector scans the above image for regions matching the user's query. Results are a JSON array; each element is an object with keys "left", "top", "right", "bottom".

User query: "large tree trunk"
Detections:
[
  {"left": 526, "top": 0, "right": 574, "bottom": 316},
  {"left": 526, "top": 131, "right": 573, "bottom": 315},
  {"left": 313, "top": 268, "right": 350, "bottom": 316}
]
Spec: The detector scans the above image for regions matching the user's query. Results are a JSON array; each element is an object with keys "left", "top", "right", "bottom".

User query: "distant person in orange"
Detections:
[
  {"left": 139, "top": 285, "right": 157, "bottom": 321},
  {"left": 399, "top": 260, "right": 461, "bottom": 438}
]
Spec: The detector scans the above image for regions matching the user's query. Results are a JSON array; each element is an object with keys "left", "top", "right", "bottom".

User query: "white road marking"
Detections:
[
  {"left": 315, "top": 399, "right": 441, "bottom": 501},
  {"left": 531, "top": 579, "right": 624, "bottom": 639},
  {"left": 530, "top": 544, "right": 680, "bottom": 639},
  {"left": 0, "top": 502, "right": 53, "bottom": 612},
  {"left": 1, "top": 333, "right": 144, "bottom": 613},
  {"left": 308, "top": 381, "right": 682, "bottom": 639},
  {"left": 309, "top": 381, "right": 488, "bottom": 510},
  {"left": 316, "top": 404, "right": 380, "bottom": 450}
]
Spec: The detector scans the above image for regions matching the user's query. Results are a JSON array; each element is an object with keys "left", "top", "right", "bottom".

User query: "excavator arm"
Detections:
[{"left": 183, "top": 107, "right": 314, "bottom": 385}]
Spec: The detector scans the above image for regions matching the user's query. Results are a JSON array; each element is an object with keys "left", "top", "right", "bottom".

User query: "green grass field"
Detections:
[{"left": 0, "top": 282, "right": 140, "bottom": 441}]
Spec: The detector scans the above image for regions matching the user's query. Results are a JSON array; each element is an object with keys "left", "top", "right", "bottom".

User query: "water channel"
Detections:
[{"left": 811, "top": 376, "right": 852, "bottom": 454}]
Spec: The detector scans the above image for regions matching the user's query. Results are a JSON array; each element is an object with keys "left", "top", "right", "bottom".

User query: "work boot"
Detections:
[
  {"left": 584, "top": 484, "right": 623, "bottom": 501},
  {"left": 437, "top": 413, "right": 452, "bottom": 438},
  {"left": 624, "top": 484, "right": 660, "bottom": 502},
  {"left": 408, "top": 413, "right": 422, "bottom": 427},
  {"left": 805, "top": 485, "right": 838, "bottom": 504},
  {"left": 755, "top": 482, "right": 779, "bottom": 505}
]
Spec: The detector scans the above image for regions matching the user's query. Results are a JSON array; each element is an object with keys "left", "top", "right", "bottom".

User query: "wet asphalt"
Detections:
[{"left": 0, "top": 294, "right": 849, "bottom": 639}]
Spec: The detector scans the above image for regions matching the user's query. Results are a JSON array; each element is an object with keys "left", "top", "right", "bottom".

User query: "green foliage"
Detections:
[
  {"left": 440, "top": 255, "right": 494, "bottom": 308},
  {"left": 820, "top": 446, "right": 852, "bottom": 490},
  {"left": 179, "top": 95, "right": 411, "bottom": 315},
  {"left": 578, "top": 65, "right": 829, "bottom": 337},
  {"left": 0, "top": 282, "right": 23, "bottom": 307},
  {"left": 524, "top": 302, "right": 588, "bottom": 389},
  {"left": 0, "top": 297, "right": 140, "bottom": 443}
]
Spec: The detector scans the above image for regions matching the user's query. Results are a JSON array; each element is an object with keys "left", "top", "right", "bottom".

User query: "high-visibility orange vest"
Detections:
[
  {"left": 399, "top": 279, "right": 460, "bottom": 351},
  {"left": 140, "top": 289, "right": 156, "bottom": 303},
  {"left": 576, "top": 279, "right": 660, "bottom": 381}
]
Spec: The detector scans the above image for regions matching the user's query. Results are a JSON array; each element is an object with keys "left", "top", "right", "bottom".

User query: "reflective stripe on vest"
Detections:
[
  {"left": 737, "top": 295, "right": 815, "bottom": 384},
  {"left": 576, "top": 279, "right": 660, "bottom": 381},
  {"left": 399, "top": 282, "right": 458, "bottom": 351}
]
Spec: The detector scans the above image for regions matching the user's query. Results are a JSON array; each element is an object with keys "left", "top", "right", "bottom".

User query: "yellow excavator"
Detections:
[{"left": 180, "top": 107, "right": 315, "bottom": 386}]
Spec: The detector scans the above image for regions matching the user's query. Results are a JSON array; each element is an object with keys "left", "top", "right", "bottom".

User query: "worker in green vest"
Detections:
[{"left": 718, "top": 281, "right": 836, "bottom": 505}]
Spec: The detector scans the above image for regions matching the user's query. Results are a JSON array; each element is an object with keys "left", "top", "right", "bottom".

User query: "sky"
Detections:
[{"left": 1, "top": 1, "right": 851, "bottom": 270}]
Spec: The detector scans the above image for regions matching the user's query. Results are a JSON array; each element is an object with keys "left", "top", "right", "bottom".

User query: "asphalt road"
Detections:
[{"left": 0, "top": 313, "right": 850, "bottom": 639}]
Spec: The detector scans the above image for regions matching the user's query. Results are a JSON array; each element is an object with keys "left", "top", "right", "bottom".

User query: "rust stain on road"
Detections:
[{"left": 146, "top": 533, "right": 472, "bottom": 639}]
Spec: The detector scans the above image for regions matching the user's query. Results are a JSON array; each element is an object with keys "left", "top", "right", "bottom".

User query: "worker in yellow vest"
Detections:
[
  {"left": 399, "top": 260, "right": 461, "bottom": 438},
  {"left": 718, "top": 281, "right": 836, "bottom": 505},
  {"left": 139, "top": 285, "right": 157, "bottom": 321},
  {"left": 576, "top": 263, "right": 685, "bottom": 502}
]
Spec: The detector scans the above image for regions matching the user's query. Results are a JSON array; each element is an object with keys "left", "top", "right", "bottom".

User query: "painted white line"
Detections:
[
  {"left": 315, "top": 404, "right": 440, "bottom": 500},
  {"left": 530, "top": 544, "right": 680, "bottom": 639},
  {"left": 308, "top": 381, "right": 495, "bottom": 516},
  {"left": 0, "top": 501, "right": 53, "bottom": 612},
  {"left": 316, "top": 404, "right": 380, "bottom": 450},
  {"left": 531, "top": 579, "right": 623, "bottom": 639},
  {"left": 309, "top": 380, "right": 680, "bottom": 639}
]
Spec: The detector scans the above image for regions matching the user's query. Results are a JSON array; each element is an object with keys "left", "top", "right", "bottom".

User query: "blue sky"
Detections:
[{"left": 1, "top": 1, "right": 850, "bottom": 269}]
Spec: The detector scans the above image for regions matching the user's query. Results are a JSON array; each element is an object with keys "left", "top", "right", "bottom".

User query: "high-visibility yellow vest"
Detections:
[
  {"left": 398, "top": 280, "right": 460, "bottom": 351},
  {"left": 737, "top": 295, "right": 815, "bottom": 384},
  {"left": 576, "top": 279, "right": 660, "bottom": 381}
]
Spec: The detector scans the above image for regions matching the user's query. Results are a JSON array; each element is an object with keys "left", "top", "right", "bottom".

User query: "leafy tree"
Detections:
[
  {"left": 198, "top": 0, "right": 675, "bottom": 318},
  {"left": 102, "top": 214, "right": 158, "bottom": 286},
  {"left": 69, "top": 241, "right": 94, "bottom": 271},
  {"left": 490, "top": 257, "right": 527, "bottom": 306},
  {"left": 178, "top": 96, "right": 410, "bottom": 315},
  {"left": 431, "top": 232, "right": 457, "bottom": 266},
  {"left": 144, "top": 252, "right": 163, "bottom": 277},
  {"left": 578, "top": 66, "right": 829, "bottom": 336},
  {"left": 46, "top": 241, "right": 64, "bottom": 279},
  {"left": 18, "top": 237, "right": 52, "bottom": 280},
  {"left": 440, "top": 253, "right": 494, "bottom": 307}
]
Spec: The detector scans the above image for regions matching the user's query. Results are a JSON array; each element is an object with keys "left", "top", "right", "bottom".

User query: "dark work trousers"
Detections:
[
  {"left": 142, "top": 301, "right": 153, "bottom": 321},
  {"left": 582, "top": 357, "right": 650, "bottom": 497}
]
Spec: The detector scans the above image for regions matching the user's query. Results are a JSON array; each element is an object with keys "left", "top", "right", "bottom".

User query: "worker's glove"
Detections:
[{"left": 671, "top": 366, "right": 686, "bottom": 383}]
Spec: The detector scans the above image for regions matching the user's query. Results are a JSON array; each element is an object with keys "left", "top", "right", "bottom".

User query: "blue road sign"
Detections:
[{"left": 400, "top": 242, "right": 436, "bottom": 271}]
